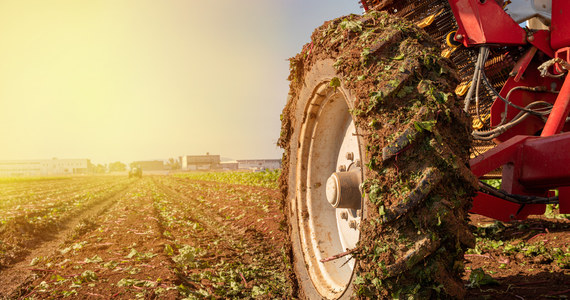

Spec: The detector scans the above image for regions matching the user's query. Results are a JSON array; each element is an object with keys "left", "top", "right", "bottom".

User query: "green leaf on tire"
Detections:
[
  {"left": 391, "top": 53, "right": 405, "bottom": 60},
  {"left": 339, "top": 19, "right": 362, "bottom": 32},
  {"left": 330, "top": 77, "right": 341, "bottom": 89},
  {"left": 414, "top": 120, "right": 436, "bottom": 132},
  {"left": 468, "top": 268, "right": 498, "bottom": 288}
]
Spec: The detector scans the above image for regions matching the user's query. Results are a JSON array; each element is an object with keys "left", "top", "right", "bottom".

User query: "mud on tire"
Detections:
[{"left": 279, "top": 11, "right": 477, "bottom": 299}]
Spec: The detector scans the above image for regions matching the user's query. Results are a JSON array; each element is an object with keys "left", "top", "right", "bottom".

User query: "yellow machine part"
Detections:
[
  {"left": 455, "top": 81, "right": 471, "bottom": 96},
  {"left": 472, "top": 114, "right": 491, "bottom": 130},
  {"left": 416, "top": 9, "right": 444, "bottom": 28}
]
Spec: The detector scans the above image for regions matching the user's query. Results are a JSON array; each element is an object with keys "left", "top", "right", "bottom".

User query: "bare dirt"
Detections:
[
  {"left": 0, "top": 176, "right": 289, "bottom": 299},
  {"left": 464, "top": 213, "right": 570, "bottom": 299},
  {"left": 0, "top": 175, "right": 568, "bottom": 299}
]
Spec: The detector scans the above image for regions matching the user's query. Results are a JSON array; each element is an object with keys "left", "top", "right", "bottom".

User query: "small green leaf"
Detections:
[
  {"left": 80, "top": 270, "right": 98, "bottom": 282},
  {"left": 330, "top": 77, "right": 341, "bottom": 89},
  {"left": 164, "top": 244, "right": 174, "bottom": 256},
  {"left": 414, "top": 120, "right": 436, "bottom": 132},
  {"left": 354, "top": 276, "right": 365, "bottom": 285},
  {"left": 468, "top": 268, "right": 499, "bottom": 288},
  {"left": 339, "top": 19, "right": 362, "bottom": 32},
  {"left": 126, "top": 248, "right": 138, "bottom": 259},
  {"left": 378, "top": 205, "right": 386, "bottom": 216},
  {"left": 391, "top": 53, "right": 405, "bottom": 60}
]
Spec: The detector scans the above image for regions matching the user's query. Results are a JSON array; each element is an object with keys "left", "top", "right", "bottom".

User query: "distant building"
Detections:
[
  {"left": 237, "top": 159, "right": 281, "bottom": 170},
  {"left": 0, "top": 158, "right": 89, "bottom": 177},
  {"left": 220, "top": 161, "right": 239, "bottom": 170},
  {"left": 181, "top": 154, "right": 220, "bottom": 170},
  {"left": 132, "top": 160, "right": 165, "bottom": 171}
]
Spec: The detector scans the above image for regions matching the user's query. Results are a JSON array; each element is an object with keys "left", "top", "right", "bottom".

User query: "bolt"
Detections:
[
  {"left": 340, "top": 211, "right": 348, "bottom": 220},
  {"left": 527, "top": 34, "right": 535, "bottom": 42},
  {"left": 338, "top": 165, "right": 347, "bottom": 172},
  {"left": 349, "top": 220, "right": 358, "bottom": 229},
  {"left": 455, "top": 33, "right": 463, "bottom": 40},
  {"left": 355, "top": 159, "right": 361, "bottom": 168},
  {"left": 345, "top": 152, "right": 354, "bottom": 161}
]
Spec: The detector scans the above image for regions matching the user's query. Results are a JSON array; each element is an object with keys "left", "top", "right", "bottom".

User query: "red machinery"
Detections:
[{"left": 363, "top": 0, "right": 570, "bottom": 222}]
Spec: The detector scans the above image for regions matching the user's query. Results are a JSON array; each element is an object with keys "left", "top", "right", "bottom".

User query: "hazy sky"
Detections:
[{"left": 0, "top": 0, "right": 361, "bottom": 164}]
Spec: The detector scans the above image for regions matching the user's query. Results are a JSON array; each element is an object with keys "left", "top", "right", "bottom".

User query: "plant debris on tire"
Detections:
[{"left": 279, "top": 11, "right": 478, "bottom": 299}]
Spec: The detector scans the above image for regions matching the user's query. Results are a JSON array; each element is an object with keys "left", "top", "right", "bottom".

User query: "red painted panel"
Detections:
[
  {"left": 471, "top": 193, "right": 546, "bottom": 221},
  {"left": 529, "top": 30, "right": 554, "bottom": 58},
  {"left": 448, "top": 0, "right": 526, "bottom": 46},
  {"left": 520, "top": 132, "right": 570, "bottom": 188},
  {"left": 551, "top": 0, "right": 570, "bottom": 49},
  {"left": 470, "top": 135, "right": 530, "bottom": 177},
  {"left": 515, "top": 204, "right": 547, "bottom": 220},
  {"left": 471, "top": 192, "right": 521, "bottom": 222}
]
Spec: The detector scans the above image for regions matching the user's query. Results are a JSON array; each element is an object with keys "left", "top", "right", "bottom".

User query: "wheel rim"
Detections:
[{"left": 295, "top": 82, "right": 362, "bottom": 298}]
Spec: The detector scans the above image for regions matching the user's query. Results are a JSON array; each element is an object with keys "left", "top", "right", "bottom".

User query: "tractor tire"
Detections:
[{"left": 278, "top": 11, "right": 477, "bottom": 299}]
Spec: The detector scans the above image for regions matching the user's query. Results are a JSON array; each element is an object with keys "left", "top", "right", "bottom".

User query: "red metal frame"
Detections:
[
  {"left": 449, "top": 0, "right": 570, "bottom": 222},
  {"left": 360, "top": 0, "right": 570, "bottom": 221},
  {"left": 470, "top": 132, "right": 570, "bottom": 221},
  {"left": 360, "top": 0, "right": 369, "bottom": 11},
  {"left": 551, "top": 0, "right": 570, "bottom": 50}
]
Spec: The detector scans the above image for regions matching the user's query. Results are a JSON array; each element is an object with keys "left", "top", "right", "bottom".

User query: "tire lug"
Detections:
[
  {"left": 345, "top": 152, "right": 354, "bottom": 161},
  {"left": 338, "top": 165, "right": 347, "bottom": 172},
  {"left": 340, "top": 211, "right": 348, "bottom": 220}
]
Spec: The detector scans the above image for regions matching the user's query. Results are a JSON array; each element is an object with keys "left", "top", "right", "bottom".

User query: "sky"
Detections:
[{"left": 0, "top": 0, "right": 362, "bottom": 164}]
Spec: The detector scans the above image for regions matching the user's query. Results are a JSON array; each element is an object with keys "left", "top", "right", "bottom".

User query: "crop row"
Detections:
[
  {"left": 14, "top": 179, "right": 180, "bottom": 299},
  {"left": 174, "top": 169, "right": 280, "bottom": 189},
  {"left": 0, "top": 177, "right": 127, "bottom": 214},
  {"left": 149, "top": 176, "right": 290, "bottom": 298},
  {"left": 0, "top": 176, "right": 132, "bottom": 267}
]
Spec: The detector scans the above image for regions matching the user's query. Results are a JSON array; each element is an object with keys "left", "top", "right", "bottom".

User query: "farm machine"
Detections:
[
  {"left": 129, "top": 166, "right": 142, "bottom": 178},
  {"left": 279, "top": 0, "right": 570, "bottom": 298}
]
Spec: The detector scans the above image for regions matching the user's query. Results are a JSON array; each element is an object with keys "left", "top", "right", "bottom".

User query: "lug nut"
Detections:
[
  {"left": 349, "top": 220, "right": 358, "bottom": 229},
  {"left": 338, "top": 165, "right": 347, "bottom": 172},
  {"left": 340, "top": 211, "right": 348, "bottom": 220},
  {"left": 345, "top": 152, "right": 354, "bottom": 161}
]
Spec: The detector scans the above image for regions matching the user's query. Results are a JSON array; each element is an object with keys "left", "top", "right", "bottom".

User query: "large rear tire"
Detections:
[{"left": 279, "top": 12, "right": 477, "bottom": 299}]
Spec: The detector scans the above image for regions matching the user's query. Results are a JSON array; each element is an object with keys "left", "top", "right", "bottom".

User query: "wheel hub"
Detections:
[{"left": 326, "top": 169, "right": 362, "bottom": 210}]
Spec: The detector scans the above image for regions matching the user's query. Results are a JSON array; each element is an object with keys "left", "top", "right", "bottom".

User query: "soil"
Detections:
[
  {"left": 464, "top": 213, "right": 570, "bottom": 299},
  {"left": 0, "top": 176, "right": 568, "bottom": 299},
  {"left": 0, "top": 176, "right": 290, "bottom": 299}
]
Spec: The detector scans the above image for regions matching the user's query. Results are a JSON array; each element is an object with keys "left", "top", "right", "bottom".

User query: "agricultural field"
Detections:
[{"left": 0, "top": 172, "right": 568, "bottom": 299}]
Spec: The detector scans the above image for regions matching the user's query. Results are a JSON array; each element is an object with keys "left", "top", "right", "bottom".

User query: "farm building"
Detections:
[
  {"left": 131, "top": 160, "right": 165, "bottom": 171},
  {"left": 181, "top": 154, "right": 220, "bottom": 170},
  {"left": 0, "top": 158, "right": 89, "bottom": 177},
  {"left": 237, "top": 159, "right": 281, "bottom": 170},
  {"left": 220, "top": 161, "right": 239, "bottom": 170}
]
